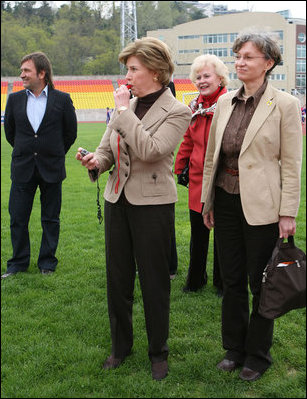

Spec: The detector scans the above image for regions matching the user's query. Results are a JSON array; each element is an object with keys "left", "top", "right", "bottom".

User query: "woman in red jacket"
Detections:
[{"left": 175, "top": 54, "right": 229, "bottom": 294}]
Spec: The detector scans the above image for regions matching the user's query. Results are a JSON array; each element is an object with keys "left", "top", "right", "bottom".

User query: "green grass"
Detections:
[{"left": 1, "top": 123, "right": 306, "bottom": 398}]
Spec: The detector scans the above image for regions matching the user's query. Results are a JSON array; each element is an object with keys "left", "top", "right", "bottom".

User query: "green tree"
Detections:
[
  {"left": 1, "top": 0, "right": 206, "bottom": 77},
  {"left": 12, "top": 1, "right": 37, "bottom": 25},
  {"left": 83, "top": 29, "right": 121, "bottom": 75},
  {"left": 136, "top": 1, "right": 160, "bottom": 38},
  {"left": 36, "top": 1, "right": 55, "bottom": 27},
  {"left": 1, "top": 11, "right": 52, "bottom": 76},
  {"left": 50, "top": 18, "right": 92, "bottom": 75}
]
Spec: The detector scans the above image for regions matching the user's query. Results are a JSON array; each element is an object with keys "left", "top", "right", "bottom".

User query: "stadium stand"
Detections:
[
  {"left": 12, "top": 79, "right": 115, "bottom": 109},
  {"left": 1, "top": 81, "right": 8, "bottom": 112},
  {"left": 117, "top": 78, "right": 197, "bottom": 105},
  {"left": 174, "top": 79, "right": 197, "bottom": 105},
  {"left": 5, "top": 78, "right": 198, "bottom": 116}
]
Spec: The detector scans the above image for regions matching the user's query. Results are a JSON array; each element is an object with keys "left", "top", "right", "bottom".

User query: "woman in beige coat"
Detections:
[
  {"left": 76, "top": 37, "right": 191, "bottom": 380},
  {"left": 201, "top": 29, "right": 302, "bottom": 381}
]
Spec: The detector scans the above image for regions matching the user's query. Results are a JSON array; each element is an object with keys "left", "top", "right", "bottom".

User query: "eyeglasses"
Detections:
[{"left": 234, "top": 55, "right": 266, "bottom": 62}]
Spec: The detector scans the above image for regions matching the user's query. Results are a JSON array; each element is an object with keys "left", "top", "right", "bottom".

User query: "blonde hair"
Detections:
[
  {"left": 118, "top": 37, "right": 174, "bottom": 86},
  {"left": 189, "top": 54, "right": 229, "bottom": 87}
]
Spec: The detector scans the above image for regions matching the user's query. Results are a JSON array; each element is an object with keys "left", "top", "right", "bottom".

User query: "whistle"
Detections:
[{"left": 126, "top": 84, "right": 133, "bottom": 99}]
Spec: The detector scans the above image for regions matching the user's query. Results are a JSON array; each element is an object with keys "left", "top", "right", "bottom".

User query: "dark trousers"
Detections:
[
  {"left": 169, "top": 226, "right": 178, "bottom": 275},
  {"left": 184, "top": 209, "right": 222, "bottom": 291},
  {"left": 104, "top": 195, "right": 173, "bottom": 363},
  {"left": 7, "top": 167, "right": 62, "bottom": 273},
  {"left": 214, "top": 187, "right": 279, "bottom": 373}
]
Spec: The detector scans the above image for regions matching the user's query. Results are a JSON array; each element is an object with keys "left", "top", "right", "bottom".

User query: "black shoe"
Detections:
[
  {"left": 217, "top": 358, "right": 241, "bottom": 372},
  {"left": 40, "top": 269, "right": 54, "bottom": 275},
  {"left": 102, "top": 355, "right": 125, "bottom": 370},
  {"left": 151, "top": 360, "right": 168, "bottom": 380},
  {"left": 1, "top": 272, "right": 17, "bottom": 279},
  {"left": 239, "top": 367, "right": 262, "bottom": 381}
]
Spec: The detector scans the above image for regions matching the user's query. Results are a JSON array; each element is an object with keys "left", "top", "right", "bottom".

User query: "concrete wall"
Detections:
[{"left": 76, "top": 108, "right": 106, "bottom": 122}]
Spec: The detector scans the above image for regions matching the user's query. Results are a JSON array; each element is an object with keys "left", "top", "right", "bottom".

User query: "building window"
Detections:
[
  {"left": 229, "top": 72, "right": 237, "bottom": 80},
  {"left": 297, "top": 44, "right": 306, "bottom": 58},
  {"left": 275, "top": 30, "right": 284, "bottom": 40},
  {"left": 204, "top": 48, "right": 228, "bottom": 57},
  {"left": 230, "top": 33, "right": 238, "bottom": 43},
  {"left": 296, "top": 74, "right": 306, "bottom": 88},
  {"left": 269, "top": 74, "right": 286, "bottom": 81},
  {"left": 178, "top": 49, "right": 200, "bottom": 54},
  {"left": 203, "top": 34, "right": 228, "bottom": 44},
  {"left": 296, "top": 59, "right": 306, "bottom": 73},
  {"left": 298, "top": 32, "right": 306, "bottom": 43},
  {"left": 178, "top": 35, "right": 201, "bottom": 40}
]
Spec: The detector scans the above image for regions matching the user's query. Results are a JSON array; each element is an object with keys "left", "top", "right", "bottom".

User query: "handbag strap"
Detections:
[
  {"left": 276, "top": 235, "right": 295, "bottom": 249},
  {"left": 270, "top": 236, "right": 295, "bottom": 265}
]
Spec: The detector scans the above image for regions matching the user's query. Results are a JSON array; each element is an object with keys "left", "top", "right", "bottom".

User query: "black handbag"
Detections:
[
  {"left": 258, "top": 236, "right": 306, "bottom": 319},
  {"left": 177, "top": 161, "right": 189, "bottom": 187}
]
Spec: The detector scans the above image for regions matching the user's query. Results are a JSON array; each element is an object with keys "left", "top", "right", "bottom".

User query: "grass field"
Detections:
[{"left": 1, "top": 123, "right": 306, "bottom": 398}]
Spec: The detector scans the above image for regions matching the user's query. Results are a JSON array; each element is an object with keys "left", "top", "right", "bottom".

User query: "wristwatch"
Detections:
[{"left": 118, "top": 106, "right": 128, "bottom": 114}]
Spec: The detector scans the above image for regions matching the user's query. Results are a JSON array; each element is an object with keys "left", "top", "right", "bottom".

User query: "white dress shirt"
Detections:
[{"left": 26, "top": 85, "right": 48, "bottom": 132}]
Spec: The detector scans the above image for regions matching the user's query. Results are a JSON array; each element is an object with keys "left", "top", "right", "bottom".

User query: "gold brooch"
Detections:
[{"left": 266, "top": 100, "right": 272, "bottom": 106}]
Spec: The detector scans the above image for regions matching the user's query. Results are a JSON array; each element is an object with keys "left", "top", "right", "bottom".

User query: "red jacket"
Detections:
[{"left": 175, "top": 86, "right": 227, "bottom": 213}]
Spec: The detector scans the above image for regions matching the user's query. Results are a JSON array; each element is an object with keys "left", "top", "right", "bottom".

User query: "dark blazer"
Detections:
[{"left": 4, "top": 87, "right": 77, "bottom": 183}]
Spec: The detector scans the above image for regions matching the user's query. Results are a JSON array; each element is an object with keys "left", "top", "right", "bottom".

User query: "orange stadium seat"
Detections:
[
  {"left": 12, "top": 81, "right": 24, "bottom": 92},
  {"left": 11, "top": 79, "right": 116, "bottom": 109},
  {"left": 174, "top": 79, "right": 198, "bottom": 105},
  {"left": 8, "top": 78, "right": 198, "bottom": 109},
  {"left": 54, "top": 80, "right": 115, "bottom": 109},
  {"left": 1, "top": 81, "right": 8, "bottom": 112}
]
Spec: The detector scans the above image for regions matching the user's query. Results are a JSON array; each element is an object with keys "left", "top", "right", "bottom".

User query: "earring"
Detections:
[{"left": 154, "top": 77, "right": 158, "bottom": 82}]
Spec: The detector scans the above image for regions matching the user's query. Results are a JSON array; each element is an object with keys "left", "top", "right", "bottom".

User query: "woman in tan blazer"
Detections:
[
  {"left": 76, "top": 37, "right": 191, "bottom": 380},
  {"left": 201, "top": 29, "right": 302, "bottom": 381}
]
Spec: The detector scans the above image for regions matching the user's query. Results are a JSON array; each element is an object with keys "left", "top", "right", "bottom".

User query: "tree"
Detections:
[
  {"left": 1, "top": 0, "right": 205, "bottom": 76},
  {"left": 36, "top": 1, "right": 55, "bottom": 27},
  {"left": 12, "top": 1, "right": 37, "bottom": 24}
]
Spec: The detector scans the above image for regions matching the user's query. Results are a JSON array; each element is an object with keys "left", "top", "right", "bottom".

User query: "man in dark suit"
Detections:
[{"left": 2, "top": 52, "right": 77, "bottom": 279}]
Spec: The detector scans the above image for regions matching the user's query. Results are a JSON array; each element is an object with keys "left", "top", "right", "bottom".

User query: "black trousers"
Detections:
[
  {"left": 184, "top": 209, "right": 222, "bottom": 291},
  {"left": 214, "top": 187, "right": 279, "bottom": 373},
  {"left": 104, "top": 194, "right": 173, "bottom": 363},
  {"left": 169, "top": 226, "right": 178, "bottom": 275},
  {"left": 7, "top": 167, "right": 62, "bottom": 273}
]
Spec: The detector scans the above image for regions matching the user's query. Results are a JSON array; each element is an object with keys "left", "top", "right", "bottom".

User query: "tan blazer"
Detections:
[
  {"left": 92, "top": 88, "right": 192, "bottom": 205},
  {"left": 201, "top": 83, "right": 302, "bottom": 226}
]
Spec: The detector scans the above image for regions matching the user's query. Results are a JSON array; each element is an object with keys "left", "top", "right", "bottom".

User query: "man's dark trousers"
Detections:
[
  {"left": 7, "top": 167, "right": 62, "bottom": 273},
  {"left": 4, "top": 87, "right": 77, "bottom": 274}
]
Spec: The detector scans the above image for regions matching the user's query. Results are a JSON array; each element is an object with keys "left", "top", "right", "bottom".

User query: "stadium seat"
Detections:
[
  {"left": 11, "top": 79, "right": 116, "bottom": 109},
  {"left": 174, "top": 79, "right": 198, "bottom": 105},
  {"left": 1, "top": 81, "right": 8, "bottom": 112},
  {"left": 8, "top": 78, "right": 198, "bottom": 108}
]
